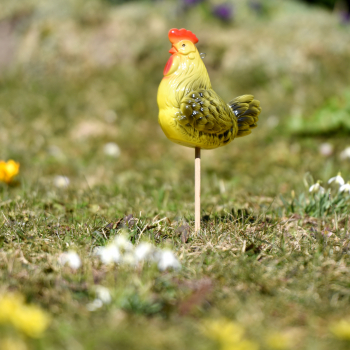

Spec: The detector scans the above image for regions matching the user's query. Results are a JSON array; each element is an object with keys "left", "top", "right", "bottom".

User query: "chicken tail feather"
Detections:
[{"left": 228, "top": 95, "right": 261, "bottom": 138}]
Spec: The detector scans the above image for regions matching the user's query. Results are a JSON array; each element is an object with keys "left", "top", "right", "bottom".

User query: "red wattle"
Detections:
[{"left": 163, "top": 55, "right": 174, "bottom": 76}]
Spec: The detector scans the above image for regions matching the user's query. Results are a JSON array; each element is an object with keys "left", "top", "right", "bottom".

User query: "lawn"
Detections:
[{"left": 1, "top": 0, "right": 350, "bottom": 349}]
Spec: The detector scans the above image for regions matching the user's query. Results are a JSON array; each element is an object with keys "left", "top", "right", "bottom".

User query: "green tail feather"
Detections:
[{"left": 228, "top": 95, "right": 262, "bottom": 137}]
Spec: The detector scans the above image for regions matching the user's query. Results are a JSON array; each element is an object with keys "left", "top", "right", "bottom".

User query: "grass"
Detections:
[
  {"left": 1, "top": 0, "right": 350, "bottom": 349},
  {"left": 2, "top": 186, "right": 350, "bottom": 349}
]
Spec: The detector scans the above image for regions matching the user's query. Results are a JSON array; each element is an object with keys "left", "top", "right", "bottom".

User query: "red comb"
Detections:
[{"left": 168, "top": 28, "right": 199, "bottom": 44}]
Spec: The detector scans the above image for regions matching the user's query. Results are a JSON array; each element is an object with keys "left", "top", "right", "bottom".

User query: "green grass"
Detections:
[
  {"left": 1, "top": 0, "right": 350, "bottom": 349},
  {"left": 289, "top": 89, "right": 350, "bottom": 136}
]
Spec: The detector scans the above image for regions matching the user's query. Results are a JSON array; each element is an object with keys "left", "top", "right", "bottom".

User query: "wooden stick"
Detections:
[{"left": 195, "top": 147, "right": 201, "bottom": 233}]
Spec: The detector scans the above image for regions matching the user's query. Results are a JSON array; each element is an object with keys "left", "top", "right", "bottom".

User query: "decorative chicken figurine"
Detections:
[{"left": 157, "top": 28, "right": 262, "bottom": 232}]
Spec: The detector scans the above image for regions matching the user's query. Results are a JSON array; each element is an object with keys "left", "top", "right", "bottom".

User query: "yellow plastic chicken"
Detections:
[
  {"left": 157, "top": 28, "right": 262, "bottom": 232},
  {"left": 157, "top": 28, "right": 262, "bottom": 149}
]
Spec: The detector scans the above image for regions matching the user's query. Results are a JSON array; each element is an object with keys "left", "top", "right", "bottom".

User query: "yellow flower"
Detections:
[
  {"left": 202, "top": 319, "right": 259, "bottom": 350},
  {"left": 12, "top": 304, "right": 50, "bottom": 338},
  {"left": 0, "top": 293, "right": 24, "bottom": 323},
  {"left": 0, "top": 160, "right": 20, "bottom": 184},
  {"left": 0, "top": 293, "right": 50, "bottom": 338},
  {"left": 203, "top": 319, "right": 244, "bottom": 343},
  {"left": 330, "top": 319, "right": 350, "bottom": 340},
  {"left": 266, "top": 332, "right": 291, "bottom": 349},
  {"left": 0, "top": 338, "right": 27, "bottom": 350}
]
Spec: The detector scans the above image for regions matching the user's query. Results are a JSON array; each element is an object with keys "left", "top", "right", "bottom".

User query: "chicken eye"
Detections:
[{"left": 182, "top": 44, "right": 186, "bottom": 47}]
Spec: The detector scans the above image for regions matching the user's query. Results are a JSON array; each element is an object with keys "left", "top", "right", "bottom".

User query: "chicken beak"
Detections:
[{"left": 169, "top": 46, "right": 177, "bottom": 54}]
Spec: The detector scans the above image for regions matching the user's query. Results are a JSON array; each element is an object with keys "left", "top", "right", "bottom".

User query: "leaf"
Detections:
[
  {"left": 175, "top": 224, "right": 191, "bottom": 243},
  {"left": 178, "top": 278, "right": 213, "bottom": 316}
]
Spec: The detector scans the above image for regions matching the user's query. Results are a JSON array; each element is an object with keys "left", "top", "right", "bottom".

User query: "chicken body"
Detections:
[{"left": 157, "top": 29, "right": 261, "bottom": 150}]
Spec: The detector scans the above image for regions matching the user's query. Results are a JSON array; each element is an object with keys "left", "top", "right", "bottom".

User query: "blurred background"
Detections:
[{"left": 1, "top": 0, "right": 350, "bottom": 218}]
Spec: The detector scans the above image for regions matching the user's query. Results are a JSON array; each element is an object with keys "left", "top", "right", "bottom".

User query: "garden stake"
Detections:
[
  {"left": 157, "top": 28, "right": 262, "bottom": 235},
  {"left": 195, "top": 147, "right": 201, "bottom": 232}
]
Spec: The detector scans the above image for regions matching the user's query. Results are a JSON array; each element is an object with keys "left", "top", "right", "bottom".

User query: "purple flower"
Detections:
[
  {"left": 183, "top": 0, "right": 203, "bottom": 6},
  {"left": 249, "top": 1, "right": 263, "bottom": 14},
  {"left": 340, "top": 11, "right": 350, "bottom": 24},
  {"left": 212, "top": 3, "right": 233, "bottom": 21}
]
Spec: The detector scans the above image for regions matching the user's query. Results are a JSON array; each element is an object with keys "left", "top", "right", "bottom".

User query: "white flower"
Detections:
[
  {"left": 134, "top": 242, "right": 155, "bottom": 262},
  {"left": 122, "top": 252, "right": 136, "bottom": 266},
  {"left": 58, "top": 251, "right": 81, "bottom": 270},
  {"left": 157, "top": 250, "right": 181, "bottom": 271},
  {"left": 328, "top": 173, "right": 345, "bottom": 186},
  {"left": 339, "top": 182, "right": 350, "bottom": 193},
  {"left": 47, "top": 145, "right": 65, "bottom": 159},
  {"left": 86, "top": 299, "right": 103, "bottom": 311},
  {"left": 94, "top": 244, "right": 121, "bottom": 264},
  {"left": 104, "top": 142, "right": 121, "bottom": 158},
  {"left": 87, "top": 286, "right": 112, "bottom": 311},
  {"left": 113, "top": 235, "right": 133, "bottom": 251},
  {"left": 319, "top": 143, "right": 333, "bottom": 157},
  {"left": 309, "top": 182, "right": 325, "bottom": 194},
  {"left": 340, "top": 147, "right": 350, "bottom": 160},
  {"left": 95, "top": 286, "right": 112, "bottom": 304},
  {"left": 54, "top": 175, "right": 70, "bottom": 188},
  {"left": 104, "top": 110, "right": 117, "bottom": 123}
]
